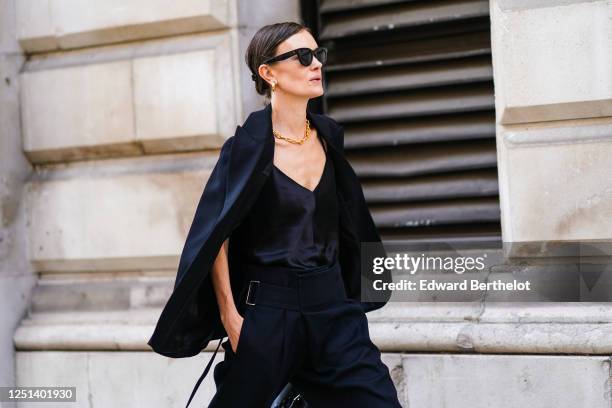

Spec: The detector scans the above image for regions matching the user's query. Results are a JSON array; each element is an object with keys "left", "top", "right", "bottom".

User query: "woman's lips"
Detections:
[{"left": 309, "top": 78, "right": 321, "bottom": 82}]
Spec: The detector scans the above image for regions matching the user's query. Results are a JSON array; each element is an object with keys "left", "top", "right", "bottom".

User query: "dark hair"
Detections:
[{"left": 245, "top": 22, "right": 313, "bottom": 98}]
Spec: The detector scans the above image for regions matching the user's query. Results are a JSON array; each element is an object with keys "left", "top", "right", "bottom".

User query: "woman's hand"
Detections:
[{"left": 221, "top": 310, "right": 244, "bottom": 353}]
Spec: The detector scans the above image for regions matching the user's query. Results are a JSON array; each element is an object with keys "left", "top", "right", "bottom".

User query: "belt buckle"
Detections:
[{"left": 245, "top": 280, "right": 260, "bottom": 305}]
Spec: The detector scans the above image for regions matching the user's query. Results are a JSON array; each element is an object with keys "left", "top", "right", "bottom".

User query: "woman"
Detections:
[{"left": 148, "top": 22, "right": 399, "bottom": 407}]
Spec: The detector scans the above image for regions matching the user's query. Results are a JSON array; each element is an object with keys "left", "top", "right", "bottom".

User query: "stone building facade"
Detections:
[{"left": 1, "top": 1, "right": 611, "bottom": 407}]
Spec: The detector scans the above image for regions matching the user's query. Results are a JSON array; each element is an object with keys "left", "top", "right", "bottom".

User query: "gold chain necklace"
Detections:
[{"left": 272, "top": 119, "right": 311, "bottom": 145}]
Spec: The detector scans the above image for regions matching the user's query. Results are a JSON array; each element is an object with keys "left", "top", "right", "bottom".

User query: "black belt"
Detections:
[{"left": 243, "top": 259, "right": 344, "bottom": 310}]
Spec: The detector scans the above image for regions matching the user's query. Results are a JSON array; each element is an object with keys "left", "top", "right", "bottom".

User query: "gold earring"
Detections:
[{"left": 271, "top": 81, "right": 276, "bottom": 93}]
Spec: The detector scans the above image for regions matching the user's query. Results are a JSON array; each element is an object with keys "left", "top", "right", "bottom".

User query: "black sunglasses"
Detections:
[{"left": 263, "top": 46, "right": 328, "bottom": 67}]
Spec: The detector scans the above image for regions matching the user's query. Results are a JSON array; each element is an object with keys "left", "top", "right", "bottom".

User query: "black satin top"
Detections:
[{"left": 231, "top": 133, "right": 339, "bottom": 270}]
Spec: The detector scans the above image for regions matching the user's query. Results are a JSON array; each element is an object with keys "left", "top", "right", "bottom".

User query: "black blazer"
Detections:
[{"left": 148, "top": 102, "right": 392, "bottom": 358}]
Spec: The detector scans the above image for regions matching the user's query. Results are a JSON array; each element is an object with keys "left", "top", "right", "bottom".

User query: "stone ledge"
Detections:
[
  {"left": 15, "top": 351, "right": 612, "bottom": 407},
  {"left": 16, "top": 0, "right": 233, "bottom": 52},
  {"left": 14, "top": 304, "right": 612, "bottom": 354}
]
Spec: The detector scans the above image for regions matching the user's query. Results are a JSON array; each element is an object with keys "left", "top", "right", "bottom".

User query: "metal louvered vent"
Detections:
[{"left": 307, "top": 0, "right": 500, "bottom": 243}]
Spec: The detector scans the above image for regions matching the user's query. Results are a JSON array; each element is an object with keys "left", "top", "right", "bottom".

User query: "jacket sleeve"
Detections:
[
  {"left": 173, "top": 135, "right": 234, "bottom": 290},
  {"left": 327, "top": 116, "right": 392, "bottom": 314}
]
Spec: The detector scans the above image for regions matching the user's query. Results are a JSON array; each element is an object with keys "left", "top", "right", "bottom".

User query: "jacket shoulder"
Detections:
[
  {"left": 320, "top": 114, "right": 344, "bottom": 152},
  {"left": 222, "top": 134, "right": 234, "bottom": 151},
  {"left": 317, "top": 113, "right": 342, "bottom": 131}
]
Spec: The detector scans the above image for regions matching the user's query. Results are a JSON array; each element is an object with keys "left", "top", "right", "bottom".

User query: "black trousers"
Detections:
[{"left": 209, "top": 259, "right": 402, "bottom": 407}]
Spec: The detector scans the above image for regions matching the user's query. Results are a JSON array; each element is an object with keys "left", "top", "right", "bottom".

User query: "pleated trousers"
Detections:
[{"left": 209, "top": 259, "right": 402, "bottom": 408}]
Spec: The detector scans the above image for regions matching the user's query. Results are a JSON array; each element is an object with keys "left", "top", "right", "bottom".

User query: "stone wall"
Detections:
[{"left": 4, "top": 0, "right": 612, "bottom": 407}]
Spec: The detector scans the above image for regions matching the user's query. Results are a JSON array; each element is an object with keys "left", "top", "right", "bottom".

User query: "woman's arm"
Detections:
[{"left": 210, "top": 238, "right": 243, "bottom": 353}]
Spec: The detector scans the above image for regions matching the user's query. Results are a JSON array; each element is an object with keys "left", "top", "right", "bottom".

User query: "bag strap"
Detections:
[{"left": 185, "top": 338, "right": 223, "bottom": 407}]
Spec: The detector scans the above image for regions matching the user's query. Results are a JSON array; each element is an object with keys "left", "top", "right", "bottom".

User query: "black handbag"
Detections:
[{"left": 271, "top": 383, "right": 308, "bottom": 408}]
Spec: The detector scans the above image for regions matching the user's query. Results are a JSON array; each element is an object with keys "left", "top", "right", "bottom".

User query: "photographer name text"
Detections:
[{"left": 374, "top": 279, "right": 532, "bottom": 291}]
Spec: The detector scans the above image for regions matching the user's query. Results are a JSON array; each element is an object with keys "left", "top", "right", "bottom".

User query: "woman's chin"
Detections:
[
  {"left": 293, "top": 87, "right": 324, "bottom": 98},
  {"left": 308, "top": 88, "right": 324, "bottom": 98}
]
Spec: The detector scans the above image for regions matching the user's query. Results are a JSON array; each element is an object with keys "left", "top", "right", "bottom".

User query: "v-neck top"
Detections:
[{"left": 231, "top": 132, "right": 339, "bottom": 270}]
